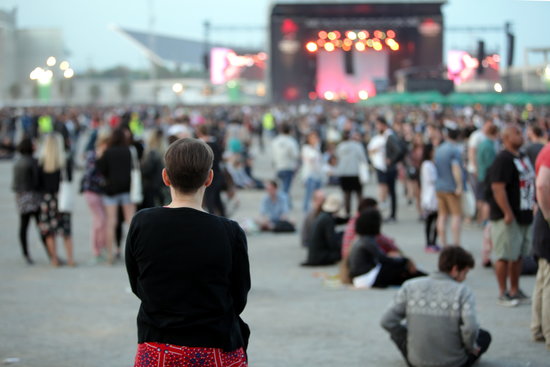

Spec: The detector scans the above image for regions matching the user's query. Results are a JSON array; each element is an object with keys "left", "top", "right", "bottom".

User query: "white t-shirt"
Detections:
[
  {"left": 368, "top": 134, "right": 387, "bottom": 171},
  {"left": 420, "top": 160, "right": 438, "bottom": 212},
  {"left": 301, "top": 144, "right": 324, "bottom": 181},
  {"left": 467, "top": 130, "right": 485, "bottom": 173}
]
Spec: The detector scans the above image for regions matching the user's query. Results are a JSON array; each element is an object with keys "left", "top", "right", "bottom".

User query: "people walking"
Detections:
[
  {"left": 12, "top": 137, "right": 47, "bottom": 264},
  {"left": 37, "top": 133, "right": 75, "bottom": 267}
]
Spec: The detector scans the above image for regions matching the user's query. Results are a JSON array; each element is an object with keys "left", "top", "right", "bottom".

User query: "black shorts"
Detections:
[
  {"left": 376, "top": 169, "right": 388, "bottom": 184},
  {"left": 339, "top": 176, "right": 362, "bottom": 192}
]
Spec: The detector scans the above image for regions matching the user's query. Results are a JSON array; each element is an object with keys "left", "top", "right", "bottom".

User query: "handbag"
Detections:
[
  {"left": 58, "top": 167, "right": 74, "bottom": 212},
  {"left": 461, "top": 184, "right": 476, "bottom": 219},
  {"left": 129, "top": 146, "right": 143, "bottom": 204},
  {"left": 359, "top": 162, "right": 370, "bottom": 184}
]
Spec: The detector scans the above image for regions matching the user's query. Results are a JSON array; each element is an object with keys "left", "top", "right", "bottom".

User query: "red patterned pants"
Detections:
[{"left": 134, "top": 342, "right": 247, "bottom": 367}]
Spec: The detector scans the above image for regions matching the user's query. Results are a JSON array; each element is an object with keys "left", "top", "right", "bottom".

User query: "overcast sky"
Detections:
[{"left": 3, "top": 0, "right": 549, "bottom": 71}]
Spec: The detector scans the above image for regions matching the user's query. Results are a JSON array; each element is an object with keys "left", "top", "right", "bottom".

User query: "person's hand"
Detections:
[
  {"left": 406, "top": 260, "right": 417, "bottom": 274},
  {"left": 472, "top": 347, "right": 481, "bottom": 356},
  {"left": 455, "top": 186, "right": 463, "bottom": 195},
  {"left": 504, "top": 212, "right": 514, "bottom": 225}
]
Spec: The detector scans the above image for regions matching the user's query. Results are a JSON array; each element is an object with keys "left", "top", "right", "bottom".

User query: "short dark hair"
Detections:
[
  {"left": 438, "top": 246, "right": 475, "bottom": 273},
  {"left": 531, "top": 125, "right": 544, "bottom": 138},
  {"left": 446, "top": 128, "right": 461, "bottom": 141},
  {"left": 355, "top": 208, "right": 381, "bottom": 236},
  {"left": 280, "top": 123, "right": 291, "bottom": 135},
  {"left": 357, "top": 197, "right": 378, "bottom": 212},
  {"left": 164, "top": 138, "right": 213, "bottom": 194},
  {"left": 17, "top": 137, "right": 34, "bottom": 155},
  {"left": 421, "top": 143, "right": 434, "bottom": 162},
  {"left": 376, "top": 116, "right": 388, "bottom": 125}
]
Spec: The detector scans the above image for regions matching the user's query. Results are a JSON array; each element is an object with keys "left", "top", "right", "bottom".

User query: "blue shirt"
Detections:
[
  {"left": 260, "top": 192, "right": 290, "bottom": 222},
  {"left": 435, "top": 141, "right": 463, "bottom": 193}
]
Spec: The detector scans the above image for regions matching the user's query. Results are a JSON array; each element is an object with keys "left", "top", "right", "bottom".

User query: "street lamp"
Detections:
[{"left": 29, "top": 58, "right": 74, "bottom": 103}]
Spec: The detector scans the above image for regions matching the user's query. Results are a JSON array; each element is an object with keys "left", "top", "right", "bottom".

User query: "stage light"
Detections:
[
  {"left": 366, "top": 39, "right": 374, "bottom": 47},
  {"left": 324, "top": 91, "right": 335, "bottom": 100},
  {"left": 358, "top": 31, "right": 368, "bottom": 40},
  {"left": 342, "top": 44, "right": 352, "bottom": 52},
  {"left": 328, "top": 32, "right": 336, "bottom": 40},
  {"left": 284, "top": 86, "right": 299, "bottom": 100},
  {"left": 317, "top": 39, "right": 326, "bottom": 47},
  {"left": 374, "top": 30, "right": 384, "bottom": 39},
  {"left": 390, "top": 42, "right": 400, "bottom": 51},
  {"left": 373, "top": 40, "right": 383, "bottom": 51},
  {"left": 343, "top": 39, "right": 353, "bottom": 47},
  {"left": 333, "top": 31, "right": 341, "bottom": 39},
  {"left": 308, "top": 91, "right": 317, "bottom": 100},
  {"left": 355, "top": 42, "right": 366, "bottom": 52},
  {"left": 318, "top": 30, "right": 328, "bottom": 39},
  {"left": 494, "top": 83, "right": 503, "bottom": 93},
  {"left": 306, "top": 42, "right": 318, "bottom": 53},
  {"left": 493, "top": 54, "right": 501, "bottom": 63},
  {"left": 358, "top": 90, "right": 369, "bottom": 100},
  {"left": 324, "top": 42, "right": 335, "bottom": 52},
  {"left": 346, "top": 31, "right": 357, "bottom": 40},
  {"left": 335, "top": 40, "right": 343, "bottom": 47},
  {"left": 387, "top": 30, "right": 396, "bottom": 38}
]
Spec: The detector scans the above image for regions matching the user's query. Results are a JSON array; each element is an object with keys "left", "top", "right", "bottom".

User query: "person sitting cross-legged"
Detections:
[{"left": 381, "top": 246, "right": 491, "bottom": 367}]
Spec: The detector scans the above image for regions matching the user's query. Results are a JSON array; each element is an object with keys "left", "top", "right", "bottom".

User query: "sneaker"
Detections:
[
  {"left": 509, "top": 289, "right": 531, "bottom": 305},
  {"left": 425, "top": 245, "right": 441, "bottom": 253},
  {"left": 497, "top": 294, "right": 519, "bottom": 307}
]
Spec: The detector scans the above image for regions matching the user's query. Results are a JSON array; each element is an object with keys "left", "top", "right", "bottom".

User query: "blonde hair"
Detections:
[
  {"left": 95, "top": 127, "right": 112, "bottom": 148},
  {"left": 144, "top": 129, "right": 165, "bottom": 156},
  {"left": 39, "top": 133, "right": 66, "bottom": 173}
]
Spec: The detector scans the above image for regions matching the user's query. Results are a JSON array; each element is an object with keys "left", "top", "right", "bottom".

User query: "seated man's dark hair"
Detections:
[
  {"left": 438, "top": 246, "right": 475, "bottom": 273},
  {"left": 164, "top": 138, "right": 213, "bottom": 194},
  {"left": 355, "top": 208, "right": 382, "bottom": 236},
  {"left": 357, "top": 197, "right": 378, "bottom": 212}
]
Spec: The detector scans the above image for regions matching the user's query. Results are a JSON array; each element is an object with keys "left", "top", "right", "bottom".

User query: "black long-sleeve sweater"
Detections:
[
  {"left": 96, "top": 145, "right": 132, "bottom": 196},
  {"left": 125, "top": 207, "right": 251, "bottom": 352}
]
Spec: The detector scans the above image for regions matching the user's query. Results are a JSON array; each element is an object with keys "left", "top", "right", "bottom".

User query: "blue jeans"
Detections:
[
  {"left": 277, "top": 170, "right": 295, "bottom": 196},
  {"left": 303, "top": 177, "right": 322, "bottom": 212}
]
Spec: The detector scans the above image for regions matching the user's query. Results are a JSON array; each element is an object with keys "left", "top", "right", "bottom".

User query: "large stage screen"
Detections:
[{"left": 270, "top": 1, "right": 445, "bottom": 102}]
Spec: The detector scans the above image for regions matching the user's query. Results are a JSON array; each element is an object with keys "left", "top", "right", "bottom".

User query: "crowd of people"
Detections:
[{"left": 3, "top": 100, "right": 550, "bottom": 364}]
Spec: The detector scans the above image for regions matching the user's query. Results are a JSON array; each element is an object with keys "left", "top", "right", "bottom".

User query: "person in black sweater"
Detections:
[
  {"left": 301, "top": 193, "right": 345, "bottom": 266},
  {"left": 348, "top": 208, "right": 425, "bottom": 288},
  {"left": 125, "top": 138, "right": 250, "bottom": 366}
]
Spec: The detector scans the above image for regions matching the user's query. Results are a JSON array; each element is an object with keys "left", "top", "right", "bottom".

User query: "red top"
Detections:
[{"left": 535, "top": 143, "right": 550, "bottom": 176}]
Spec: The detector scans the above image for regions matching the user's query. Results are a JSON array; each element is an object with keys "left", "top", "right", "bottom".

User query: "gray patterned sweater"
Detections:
[{"left": 381, "top": 272, "right": 480, "bottom": 367}]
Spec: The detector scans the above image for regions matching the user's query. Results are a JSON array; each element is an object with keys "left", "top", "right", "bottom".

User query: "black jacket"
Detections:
[{"left": 303, "top": 211, "right": 341, "bottom": 266}]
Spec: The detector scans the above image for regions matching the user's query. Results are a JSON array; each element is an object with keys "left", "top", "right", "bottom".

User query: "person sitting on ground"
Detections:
[
  {"left": 340, "top": 197, "right": 403, "bottom": 284},
  {"left": 381, "top": 246, "right": 491, "bottom": 367},
  {"left": 341, "top": 197, "right": 402, "bottom": 260},
  {"left": 256, "top": 180, "right": 293, "bottom": 231},
  {"left": 301, "top": 193, "right": 344, "bottom": 266},
  {"left": 347, "top": 208, "right": 424, "bottom": 288},
  {"left": 300, "top": 189, "right": 326, "bottom": 248}
]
